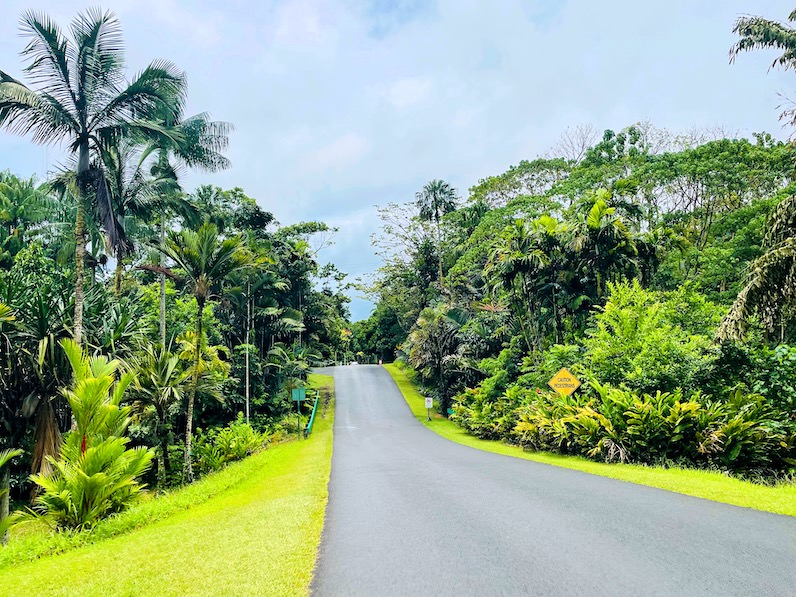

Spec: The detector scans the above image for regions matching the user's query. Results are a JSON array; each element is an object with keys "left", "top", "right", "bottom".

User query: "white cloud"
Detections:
[
  {"left": 305, "top": 133, "right": 370, "bottom": 173},
  {"left": 384, "top": 76, "right": 432, "bottom": 109},
  {"left": 134, "top": 0, "right": 224, "bottom": 48},
  {"left": 273, "top": 0, "right": 327, "bottom": 47}
]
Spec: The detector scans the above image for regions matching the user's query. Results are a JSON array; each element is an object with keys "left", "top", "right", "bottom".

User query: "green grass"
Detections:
[
  {"left": 0, "top": 376, "right": 335, "bottom": 596},
  {"left": 384, "top": 363, "right": 796, "bottom": 517}
]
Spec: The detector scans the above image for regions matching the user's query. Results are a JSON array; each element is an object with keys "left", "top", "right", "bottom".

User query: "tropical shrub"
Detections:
[
  {"left": 451, "top": 347, "right": 526, "bottom": 438},
  {"left": 510, "top": 382, "right": 794, "bottom": 474},
  {"left": 19, "top": 340, "right": 154, "bottom": 530},
  {"left": 750, "top": 344, "right": 796, "bottom": 414},
  {"left": 582, "top": 281, "right": 717, "bottom": 394},
  {"left": 194, "top": 416, "right": 265, "bottom": 474}
]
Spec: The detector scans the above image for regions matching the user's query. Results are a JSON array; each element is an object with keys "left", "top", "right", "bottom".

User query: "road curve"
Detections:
[{"left": 310, "top": 365, "right": 796, "bottom": 597}]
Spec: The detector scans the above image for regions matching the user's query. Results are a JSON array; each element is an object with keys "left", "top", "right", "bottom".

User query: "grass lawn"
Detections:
[
  {"left": 383, "top": 363, "right": 796, "bottom": 518},
  {"left": 0, "top": 374, "right": 335, "bottom": 597}
]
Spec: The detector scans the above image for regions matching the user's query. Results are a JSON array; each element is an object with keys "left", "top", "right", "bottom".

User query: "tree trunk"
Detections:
[
  {"left": 183, "top": 300, "right": 203, "bottom": 484},
  {"left": 30, "top": 398, "right": 62, "bottom": 478},
  {"left": 245, "top": 285, "right": 250, "bottom": 425},
  {"left": 159, "top": 217, "right": 166, "bottom": 347},
  {"left": 1, "top": 466, "right": 9, "bottom": 546},
  {"left": 158, "top": 432, "right": 170, "bottom": 487},
  {"left": 74, "top": 142, "right": 90, "bottom": 347},
  {"left": 74, "top": 195, "right": 87, "bottom": 347},
  {"left": 551, "top": 286, "right": 560, "bottom": 345},
  {"left": 436, "top": 218, "right": 444, "bottom": 294},
  {"left": 114, "top": 245, "right": 123, "bottom": 295}
]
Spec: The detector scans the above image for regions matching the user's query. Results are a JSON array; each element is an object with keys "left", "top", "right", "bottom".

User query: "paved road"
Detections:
[{"left": 311, "top": 365, "right": 796, "bottom": 597}]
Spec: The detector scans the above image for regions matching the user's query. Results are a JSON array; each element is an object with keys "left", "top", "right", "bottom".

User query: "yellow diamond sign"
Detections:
[{"left": 548, "top": 368, "right": 581, "bottom": 396}]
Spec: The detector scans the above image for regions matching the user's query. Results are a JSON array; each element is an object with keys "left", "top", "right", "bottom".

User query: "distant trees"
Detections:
[{"left": 351, "top": 4, "right": 796, "bottom": 478}]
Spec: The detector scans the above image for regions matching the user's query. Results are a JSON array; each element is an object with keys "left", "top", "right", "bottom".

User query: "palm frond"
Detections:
[
  {"left": 731, "top": 14, "right": 796, "bottom": 70},
  {"left": 174, "top": 113, "right": 232, "bottom": 172},
  {"left": 88, "top": 59, "right": 185, "bottom": 132},
  {"left": 0, "top": 448, "right": 23, "bottom": 471},
  {"left": 18, "top": 11, "right": 78, "bottom": 111},
  {"left": 718, "top": 237, "right": 796, "bottom": 340},
  {"left": 70, "top": 8, "right": 126, "bottom": 107},
  {"left": 0, "top": 78, "right": 77, "bottom": 144},
  {"left": 84, "top": 164, "right": 132, "bottom": 255}
]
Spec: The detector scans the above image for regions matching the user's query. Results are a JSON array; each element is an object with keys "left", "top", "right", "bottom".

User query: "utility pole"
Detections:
[{"left": 245, "top": 281, "right": 250, "bottom": 425}]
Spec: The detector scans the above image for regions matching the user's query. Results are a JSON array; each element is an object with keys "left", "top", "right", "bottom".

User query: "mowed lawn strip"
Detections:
[
  {"left": 0, "top": 375, "right": 334, "bottom": 597},
  {"left": 383, "top": 363, "right": 796, "bottom": 517}
]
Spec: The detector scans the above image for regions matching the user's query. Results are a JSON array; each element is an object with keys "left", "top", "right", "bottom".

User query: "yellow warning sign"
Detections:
[{"left": 548, "top": 368, "right": 581, "bottom": 396}]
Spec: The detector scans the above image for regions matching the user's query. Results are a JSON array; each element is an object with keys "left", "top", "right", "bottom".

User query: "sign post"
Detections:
[
  {"left": 292, "top": 388, "right": 306, "bottom": 440},
  {"left": 424, "top": 396, "right": 433, "bottom": 421},
  {"left": 547, "top": 368, "right": 581, "bottom": 396}
]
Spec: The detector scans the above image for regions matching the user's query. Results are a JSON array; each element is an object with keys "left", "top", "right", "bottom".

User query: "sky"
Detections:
[{"left": 0, "top": 0, "right": 793, "bottom": 320}]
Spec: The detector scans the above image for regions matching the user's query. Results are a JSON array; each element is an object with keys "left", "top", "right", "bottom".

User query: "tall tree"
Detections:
[
  {"left": 416, "top": 179, "right": 457, "bottom": 293},
  {"left": 157, "top": 223, "right": 254, "bottom": 482},
  {"left": 150, "top": 114, "right": 231, "bottom": 345},
  {"left": 0, "top": 9, "right": 185, "bottom": 345},
  {"left": 101, "top": 139, "right": 168, "bottom": 295},
  {"left": 718, "top": 7, "right": 796, "bottom": 340}
]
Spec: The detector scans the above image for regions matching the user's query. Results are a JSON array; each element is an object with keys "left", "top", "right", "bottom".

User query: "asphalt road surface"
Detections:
[{"left": 310, "top": 365, "right": 796, "bottom": 597}]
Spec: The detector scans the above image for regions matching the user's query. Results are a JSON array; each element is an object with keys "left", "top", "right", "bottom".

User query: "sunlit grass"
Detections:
[
  {"left": 384, "top": 363, "right": 796, "bottom": 517},
  {"left": 0, "top": 375, "right": 335, "bottom": 596}
]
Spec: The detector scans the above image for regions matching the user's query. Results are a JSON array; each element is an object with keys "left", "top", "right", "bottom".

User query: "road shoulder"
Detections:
[{"left": 384, "top": 363, "right": 796, "bottom": 518}]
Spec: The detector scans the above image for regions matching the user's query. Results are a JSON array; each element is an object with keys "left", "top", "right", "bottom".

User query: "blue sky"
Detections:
[{"left": 0, "top": 1, "right": 793, "bottom": 319}]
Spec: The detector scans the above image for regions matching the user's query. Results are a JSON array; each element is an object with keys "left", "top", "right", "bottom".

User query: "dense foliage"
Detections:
[
  {"left": 355, "top": 6, "right": 796, "bottom": 479},
  {"left": 0, "top": 9, "right": 350, "bottom": 530}
]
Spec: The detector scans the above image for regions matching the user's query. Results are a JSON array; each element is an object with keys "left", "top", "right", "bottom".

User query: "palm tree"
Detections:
[
  {"left": 416, "top": 180, "right": 457, "bottom": 292},
  {"left": 157, "top": 223, "right": 255, "bottom": 482},
  {"left": 731, "top": 8, "right": 796, "bottom": 125},
  {"left": 101, "top": 139, "right": 170, "bottom": 295},
  {"left": 148, "top": 114, "right": 231, "bottom": 345},
  {"left": 569, "top": 193, "right": 638, "bottom": 298},
  {"left": 23, "top": 339, "right": 153, "bottom": 530},
  {"left": 485, "top": 217, "right": 562, "bottom": 351},
  {"left": 406, "top": 306, "right": 462, "bottom": 415},
  {"left": 0, "top": 173, "right": 52, "bottom": 266},
  {"left": 266, "top": 342, "right": 318, "bottom": 392},
  {"left": 717, "top": 9, "right": 796, "bottom": 340},
  {"left": 0, "top": 9, "right": 185, "bottom": 345},
  {"left": 129, "top": 344, "right": 188, "bottom": 485},
  {"left": 718, "top": 195, "right": 796, "bottom": 340}
]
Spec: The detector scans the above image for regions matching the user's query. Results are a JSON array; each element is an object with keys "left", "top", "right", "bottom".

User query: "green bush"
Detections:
[
  {"left": 583, "top": 281, "right": 717, "bottom": 394},
  {"left": 194, "top": 415, "right": 266, "bottom": 474},
  {"left": 451, "top": 347, "right": 525, "bottom": 439},
  {"left": 17, "top": 340, "right": 153, "bottom": 531},
  {"left": 510, "top": 382, "right": 794, "bottom": 474},
  {"left": 450, "top": 281, "right": 796, "bottom": 476},
  {"left": 751, "top": 344, "right": 796, "bottom": 414}
]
